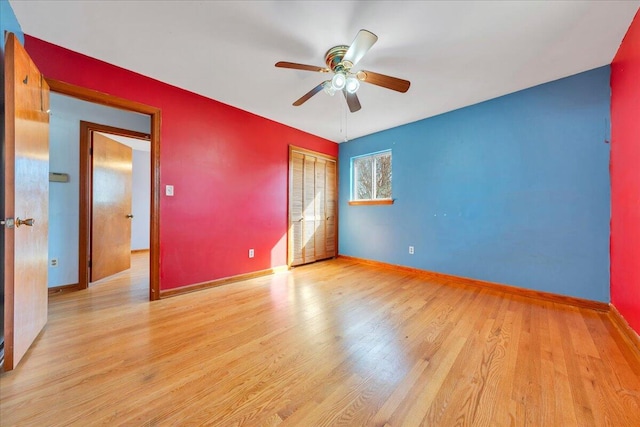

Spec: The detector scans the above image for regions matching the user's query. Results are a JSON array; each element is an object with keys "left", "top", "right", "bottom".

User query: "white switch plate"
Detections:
[{"left": 166, "top": 185, "right": 174, "bottom": 196}]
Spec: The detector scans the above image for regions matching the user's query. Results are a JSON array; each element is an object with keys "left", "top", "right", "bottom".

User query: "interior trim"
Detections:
[
  {"left": 46, "top": 78, "right": 162, "bottom": 301},
  {"left": 348, "top": 199, "right": 394, "bottom": 206},
  {"left": 79, "top": 121, "right": 150, "bottom": 290},
  {"left": 48, "top": 283, "right": 80, "bottom": 295},
  {"left": 338, "top": 254, "right": 610, "bottom": 312},
  {"left": 288, "top": 145, "right": 337, "bottom": 159},
  {"left": 609, "top": 303, "right": 640, "bottom": 359},
  {"left": 159, "top": 265, "right": 289, "bottom": 298}
]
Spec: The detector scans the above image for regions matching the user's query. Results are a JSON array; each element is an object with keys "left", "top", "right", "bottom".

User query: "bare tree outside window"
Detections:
[
  {"left": 352, "top": 151, "right": 392, "bottom": 201},
  {"left": 354, "top": 156, "right": 373, "bottom": 199},
  {"left": 376, "top": 153, "right": 392, "bottom": 198}
]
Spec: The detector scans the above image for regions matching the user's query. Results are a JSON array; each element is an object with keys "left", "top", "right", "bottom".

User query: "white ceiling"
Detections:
[
  {"left": 96, "top": 132, "right": 150, "bottom": 152},
  {"left": 10, "top": 1, "right": 639, "bottom": 143}
]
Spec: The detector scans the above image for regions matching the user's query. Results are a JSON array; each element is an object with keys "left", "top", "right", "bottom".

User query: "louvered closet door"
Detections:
[
  {"left": 303, "top": 155, "right": 317, "bottom": 264},
  {"left": 314, "top": 158, "right": 327, "bottom": 260},
  {"left": 290, "top": 152, "right": 305, "bottom": 266},
  {"left": 289, "top": 147, "right": 337, "bottom": 267},
  {"left": 325, "top": 160, "right": 336, "bottom": 258}
]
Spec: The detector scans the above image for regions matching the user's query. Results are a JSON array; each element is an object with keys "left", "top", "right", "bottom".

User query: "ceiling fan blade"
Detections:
[
  {"left": 358, "top": 70, "right": 410, "bottom": 93},
  {"left": 343, "top": 30, "right": 378, "bottom": 68},
  {"left": 342, "top": 90, "right": 362, "bottom": 113},
  {"left": 276, "top": 61, "right": 330, "bottom": 73},
  {"left": 293, "top": 82, "right": 328, "bottom": 106}
]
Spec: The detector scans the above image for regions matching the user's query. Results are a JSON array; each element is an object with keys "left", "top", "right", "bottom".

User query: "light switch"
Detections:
[{"left": 166, "top": 185, "right": 174, "bottom": 196}]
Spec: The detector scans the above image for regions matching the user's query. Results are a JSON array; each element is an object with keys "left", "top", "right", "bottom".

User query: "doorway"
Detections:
[
  {"left": 47, "top": 79, "right": 161, "bottom": 300},
  {"left": 288, "top": 146, "right": 337, "bottom": 267},
  {"left": 47, "top": 93, "right": 151, "bottom": 293},
  {"left": 78, "top": 122, "right": 151, "bottom": 286}
]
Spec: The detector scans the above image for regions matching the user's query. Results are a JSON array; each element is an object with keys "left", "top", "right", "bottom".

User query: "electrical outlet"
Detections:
[
  {"left": 165, "top": 185, "right": 174, "bottom": 196},
  {"left": 248, "top": 248, "right": 254, "bottom": 258},
  {"left": 50, "top": 258, "right": 58, "bottom": 267},
  {"left": 409, "top": 246, "right": 414, "bottom": 255}
]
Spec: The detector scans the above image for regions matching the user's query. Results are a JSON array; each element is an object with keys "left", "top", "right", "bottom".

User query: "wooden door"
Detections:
[
  {"left": 288, "top": 147, "right": 337, "bottom": 267},
  {"left": 290, "top": 151, "right": 305, "bottom": 266},
  {"left": 3, "top": 33, "right": 50, "bottom": 371},
  {"left": 325, "top": 160, "right": 337, "bottom": 258},
  {"left": 90, "top": 133, "right": 133, "bottom": 282},
  {"left": 302, "top": 155, "right": 317, "bottom": 264},
  {"left": 314, "top": 158, "right": 327, "bottom": 260}
]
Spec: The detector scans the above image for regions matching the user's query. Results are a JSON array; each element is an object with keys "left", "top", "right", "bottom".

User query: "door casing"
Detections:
[
  {"left": 46, "top": 79, "right": 162, "bottom": 301},
  {"left": 81, "top": 124, "right": 149, "bottom": 285},
  {"left": 287, "top": 145, "right": 338, "bottom": 267}
]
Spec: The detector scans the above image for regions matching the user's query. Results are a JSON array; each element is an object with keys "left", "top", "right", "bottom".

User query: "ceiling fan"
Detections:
[{"left": 275, "top": 29, "right": 410, "bottom": 113}]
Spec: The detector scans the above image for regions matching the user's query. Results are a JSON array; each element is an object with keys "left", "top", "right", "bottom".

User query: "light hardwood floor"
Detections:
[{"left": 1, "top": 253, "right": 639, "bottom": 426}]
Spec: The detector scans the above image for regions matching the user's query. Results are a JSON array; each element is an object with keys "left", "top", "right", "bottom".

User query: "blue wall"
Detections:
[
  {"left": 1, "top": 0, "right": 24, "bottom": 50},
  {"left": 1, "top": 0, "right": 24, "bottom": 136},
  {"left": 339, "top": 66, "right": 611, "bottom": 302}
]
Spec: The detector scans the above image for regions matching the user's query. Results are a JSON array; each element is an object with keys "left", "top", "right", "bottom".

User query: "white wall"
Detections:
[
  {"left": 48, "top": 93, "right": 150, "bottom": 287},
  {"left": 131, "top": 150, "right": 150, "bottom": 250}
]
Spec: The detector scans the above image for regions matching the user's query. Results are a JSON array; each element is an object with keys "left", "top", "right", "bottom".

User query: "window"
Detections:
[{"left": 350, "top": 150, "right": 393, "bottom": 205}]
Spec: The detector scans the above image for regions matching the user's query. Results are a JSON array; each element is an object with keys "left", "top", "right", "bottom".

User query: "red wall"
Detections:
[
  {"left": 611, "top": 10, "right": 640, "bottom": 335},
  {"left": 24, "top": 35, "right": 338, "bottom": 291}
]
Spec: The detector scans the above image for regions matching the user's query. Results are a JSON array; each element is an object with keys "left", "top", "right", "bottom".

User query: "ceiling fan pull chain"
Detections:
[{"left": 343, "top": 99, "right": 349, "bottom": 142}]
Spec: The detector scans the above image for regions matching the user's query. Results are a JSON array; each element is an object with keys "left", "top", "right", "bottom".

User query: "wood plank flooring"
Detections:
[{"left": 1, "top": 253, "right": 639, "bottom": 426}]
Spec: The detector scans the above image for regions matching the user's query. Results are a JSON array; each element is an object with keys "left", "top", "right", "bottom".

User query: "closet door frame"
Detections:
[{"left": 288, "top": 146, "right": 338, "bottom": 268}]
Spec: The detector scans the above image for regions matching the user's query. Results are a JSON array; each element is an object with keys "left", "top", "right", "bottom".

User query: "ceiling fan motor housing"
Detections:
[{"left": 325, "top": 45, "right": 350, "bottom": 72}]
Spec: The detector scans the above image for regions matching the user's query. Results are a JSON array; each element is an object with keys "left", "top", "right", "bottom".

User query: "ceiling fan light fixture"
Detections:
[
  {"left": 345, "top": 75, "right": 360, "bottom": 94},
  {"left": 331, "top": 72, "right": 347, "bottom": 90},
  {"left": 323, "top": 81, "right": 336, "bottom": 96}
]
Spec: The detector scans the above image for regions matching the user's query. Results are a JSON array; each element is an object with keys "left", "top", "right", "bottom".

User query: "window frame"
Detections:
[{"left": 349, "top": 149, "right": 394, "bottom": 206}]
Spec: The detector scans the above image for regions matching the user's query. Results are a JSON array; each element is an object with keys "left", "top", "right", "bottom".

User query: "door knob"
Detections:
[
  {"left": 16, "top": 217, "right": 35, "bottom": 227},
  {"left": 126, "top": 214, "right": 134, "bottom": 219}
]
